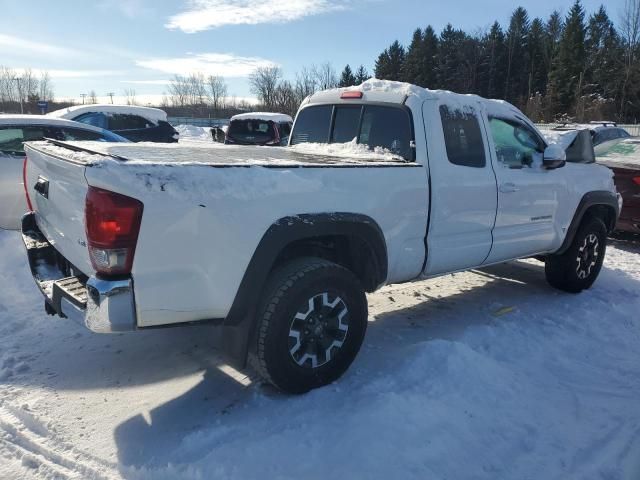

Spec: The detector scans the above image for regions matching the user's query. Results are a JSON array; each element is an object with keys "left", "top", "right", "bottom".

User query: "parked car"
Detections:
[
  {"left": 0, "top": 115, "right": 127, "bottom": 230},
  {"left": 597, "top": 138, "right": 640, "bottom": 234},
  {"left": 550, "top": 122, "right": 631, "bottom": 156},
  {"left": 15, "top": 80, "right": 619, "bottom": 394},
  {"left": 48, "top": 105, "right": 179, "bottom": 143},
  {"left": 225, "top": 112, "right": 293, "bottom": 146}
]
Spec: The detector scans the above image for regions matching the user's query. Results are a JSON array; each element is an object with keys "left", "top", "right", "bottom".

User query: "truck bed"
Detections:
[{"left": 26, "top": 140, "right": 411, "bottom": 168}]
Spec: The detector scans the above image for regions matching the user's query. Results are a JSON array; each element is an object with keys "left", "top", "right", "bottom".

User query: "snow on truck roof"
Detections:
[
  {"left": 305, "top": 79, "right": 523, "bottom": 118},
  {"left": 47, "top": 104, "right": 168, "bottom": 123},
  {"left": 230, "top": 112, "right": 293, "bottom": 123}
]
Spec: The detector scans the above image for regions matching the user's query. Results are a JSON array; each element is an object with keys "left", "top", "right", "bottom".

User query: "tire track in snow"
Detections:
[{"left": 0, "top": 402, "right": 118, "bottom": 480}]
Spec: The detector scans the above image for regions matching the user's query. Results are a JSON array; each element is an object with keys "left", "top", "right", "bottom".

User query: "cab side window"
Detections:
[
  {"left": 439, "top": 105, "right": 486, "bottom": 168},
  {"left": 489, "top": 117, "right": 544, "bottom": 169}
]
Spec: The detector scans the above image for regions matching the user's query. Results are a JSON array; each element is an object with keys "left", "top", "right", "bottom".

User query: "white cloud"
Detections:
[
  {"left": 136, "top": 53, "right": 278, "bottom": 77},
  {"left": 0, "top": 34, "right": 81, "bottom": 58},
  {"left": 166, "top": 0, "right": 344, "bottom": 33},
  {"left": 120, "top": 80, "right": 172, "bottom": 85},
  {"left": 13, "top": 68, "right": 123, "bottom": 79}
]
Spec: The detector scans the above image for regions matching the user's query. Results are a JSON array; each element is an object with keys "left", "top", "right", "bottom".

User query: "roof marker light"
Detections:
[{"left": 341, "top": 91, "right": 363, "bottom": 99}]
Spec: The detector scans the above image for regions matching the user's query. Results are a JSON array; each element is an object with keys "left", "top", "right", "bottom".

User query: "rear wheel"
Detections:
[
  {"left": 250, "top": 257, "right": 368, "bottom": 394},
  {"left": 545, "top": 216, "right": 607, "bottom": 293}
]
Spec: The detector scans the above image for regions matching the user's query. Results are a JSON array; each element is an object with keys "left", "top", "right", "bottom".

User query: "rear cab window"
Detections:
[
  {"left": 291, "top": 103, "right": 414, "bottom": 161},
  {"left": 439, "top": 105, "right": 486, "bottom": 168}
]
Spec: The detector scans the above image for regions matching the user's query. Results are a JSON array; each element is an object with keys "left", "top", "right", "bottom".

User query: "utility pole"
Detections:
[
  {"left": 13, "top": 77, "right": 23, "bottom": 114},
  {"left": 107, "top": 92, "right": 114, "bottom": 104},
  {"left": 80, "top": 93, "right": 87, "bottom": 105}
]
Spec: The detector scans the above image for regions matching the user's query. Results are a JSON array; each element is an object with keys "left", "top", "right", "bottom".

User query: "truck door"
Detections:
[
  {"left": 482, "top": 115, "right": 567, "bottom": 263},
  {"left": 422, "top": 100, "right": 498, "bottom": 275},
  {"left": 0, "top": 127, "right": 29, "bottom": 230}
]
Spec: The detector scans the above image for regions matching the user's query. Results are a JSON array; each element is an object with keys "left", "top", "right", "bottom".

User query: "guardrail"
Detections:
[{"left": 168, "top": 117, "right": 229, "bottom": 127}]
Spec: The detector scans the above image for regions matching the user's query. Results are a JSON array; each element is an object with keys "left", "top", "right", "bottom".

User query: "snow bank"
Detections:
[{"left": 175, "top": 124, "right": 212, "bottom": 143}]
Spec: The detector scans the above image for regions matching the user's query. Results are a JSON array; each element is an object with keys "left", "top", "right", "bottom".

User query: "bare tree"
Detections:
[
  {"left": 123, "top": 88, "right": 137, "bottom": 105},
  {"left": 249, "top": 66, "right": 282, "bottom": 109},
  {"left": 88, "top": 90, "right": 98, "bottom": 104},
  {"left": 312, "top": 62, "right": 338, "bottom": 90},
  {"left": 273, "top": 80, "right": 298, "bottom": 116},
  {"left": 39, "top": 71, "right": 54, "bottom": 101},
  {"left": 206, "top": 75, "right": 227, "bottom": 113},
  {"left": 167, "top": 75, "right": 188, "bottom": 107},
  {"left": 294, "top": 66, "right": 317, "bottom": 103}
]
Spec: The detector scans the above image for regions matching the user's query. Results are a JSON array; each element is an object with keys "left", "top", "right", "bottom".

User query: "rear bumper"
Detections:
[{"left": 21, "top": 212, "right": 137, "bottom": 333}]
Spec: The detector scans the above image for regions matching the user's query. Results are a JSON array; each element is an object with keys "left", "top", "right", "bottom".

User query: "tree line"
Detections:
[
  {"left": 247, "top": 63, "right": 370, "bottom": 117},
  {"left": 0, "top": 67, "right": 55, "bottom": 113},
  {"left": 372, "top": 0, "right": 640, "bottom": 122}
]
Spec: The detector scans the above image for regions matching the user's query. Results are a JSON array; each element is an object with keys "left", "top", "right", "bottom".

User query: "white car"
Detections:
[
  {"left": 14, "top": 80, "right": 620, "bottom": 393},
  {"left": 0, "top": 115, "right": 126, "bottom": 230}
]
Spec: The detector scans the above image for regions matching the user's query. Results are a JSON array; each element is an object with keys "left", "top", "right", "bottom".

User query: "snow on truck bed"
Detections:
[{"left": 26, "top": 139, "right": 410, "bottom": 167}]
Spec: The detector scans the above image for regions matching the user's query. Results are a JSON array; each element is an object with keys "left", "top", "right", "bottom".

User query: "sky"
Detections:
[{"left": 0, "top": 0, "right": 623, "bottom": 105}]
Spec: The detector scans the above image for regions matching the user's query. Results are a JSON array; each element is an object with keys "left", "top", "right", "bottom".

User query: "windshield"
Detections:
[{"left": 227, "top": 119, "right": 276, "bottom": 144}]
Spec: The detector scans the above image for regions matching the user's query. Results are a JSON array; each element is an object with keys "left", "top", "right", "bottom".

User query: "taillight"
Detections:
[
  {"left": 23, "top": 157, "right": 33, "bottom": 212},
  {"left": 85, "top": 186, "right": 143, "bottom": 277},
  {"left": 633, "top": 177, "right": 640, "bottom": 186}
]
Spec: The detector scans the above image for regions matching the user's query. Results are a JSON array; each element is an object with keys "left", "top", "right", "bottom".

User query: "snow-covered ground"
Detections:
[{"left": 1, "top": 229, "right": 639, "bottom": 479}]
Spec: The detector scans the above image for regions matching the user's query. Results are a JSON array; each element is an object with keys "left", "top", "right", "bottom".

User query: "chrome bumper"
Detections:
[{"left": 21, "top": 212, "right": 137, "bottom": 333}]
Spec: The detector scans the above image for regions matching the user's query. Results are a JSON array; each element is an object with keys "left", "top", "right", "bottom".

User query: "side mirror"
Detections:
[{"left": 543, "top": 144, "right": 566, "bottom": 169}]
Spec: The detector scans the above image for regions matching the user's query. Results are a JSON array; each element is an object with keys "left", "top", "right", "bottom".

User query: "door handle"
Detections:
[{"left": 499, "top": 182, "right": 519, "bottom": 193}]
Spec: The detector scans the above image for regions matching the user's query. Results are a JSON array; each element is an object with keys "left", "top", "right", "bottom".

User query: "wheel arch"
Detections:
[
  {"left": 219, "top": 213, "right": 387, "bottom": 366},
  {"left": 555, "top": 190, "right": 619, "bottom": 255}
]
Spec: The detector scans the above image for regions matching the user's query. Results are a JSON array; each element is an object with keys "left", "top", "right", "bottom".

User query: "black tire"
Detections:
[
  {"left": 249, "top": 257, "right": 368, "bottom": 394},
  {"left": 545, "top": 216, "right": 607, "bottom": 293}
]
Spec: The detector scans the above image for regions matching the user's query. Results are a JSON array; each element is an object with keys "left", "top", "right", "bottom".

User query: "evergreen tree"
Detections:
[
  {"left": 436, "top": 24, "right": 468, "bottom": 91},
  {"left": 354, "top": 65, "right": 370, "bottom": 84},
  {"left": 585, "top": 6, "right": 622, "bottom": 100},
  {"left": 402, "top": 28, "right": 425, "bottom": 85},
  {"left": 338, "top": 64, "right": 357, "bottom": 87},
  {"left": 504, "top": 7, "right": 531, "bottom": 105},
  {"left": 478, "top": 21, "right": 508, "bottom": 98},
  {"left": 374, "top": 40, "right": 405, "bottom": 80},
  {"left": 421, "top": 26, "right": 440, "bottom": 88},
  {"left": 527, "top": 18, "right": 548, "bottom": 97},
  {"left": 547, "top": 0, "right": 587, "bottom": 116}
]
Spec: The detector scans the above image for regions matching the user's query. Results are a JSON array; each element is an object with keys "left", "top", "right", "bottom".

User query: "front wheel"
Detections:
[
  {"left": 250, "top": 257, "right": 368, "bottom": 394},
  {"left": 545, "top": 216, "right": 607, "bottom": 293}
]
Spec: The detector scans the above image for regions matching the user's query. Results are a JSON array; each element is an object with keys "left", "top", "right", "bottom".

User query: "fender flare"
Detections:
[
  {"left": 219, "top": 212, "right": 388, "bottom": 365},
  {"left": 555, "top": 190, "right": 619, "bottom": 255}
]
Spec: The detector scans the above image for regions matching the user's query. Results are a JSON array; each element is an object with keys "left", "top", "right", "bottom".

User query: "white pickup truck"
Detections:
[{"left": 17, "top": 80, "right": 620, "bottom": 393}]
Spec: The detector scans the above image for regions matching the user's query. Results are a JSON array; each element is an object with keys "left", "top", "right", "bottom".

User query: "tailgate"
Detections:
[{"left": 24, "top": 143, "right": 94, "bottom": 276}]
